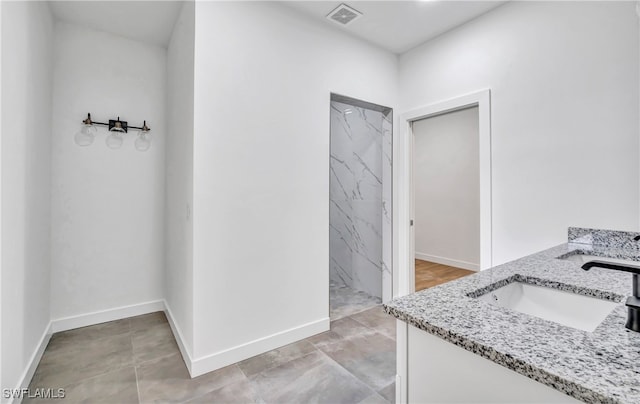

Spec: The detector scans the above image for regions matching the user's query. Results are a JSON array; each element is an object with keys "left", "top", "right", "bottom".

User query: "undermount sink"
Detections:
[{"left": 476, "top": 280, "right": 618, "bottom": 332}]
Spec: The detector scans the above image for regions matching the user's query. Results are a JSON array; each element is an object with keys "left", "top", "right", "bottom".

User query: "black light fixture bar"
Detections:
[{"left": 82, "top": 113, "right": 150, "bottom": 133}]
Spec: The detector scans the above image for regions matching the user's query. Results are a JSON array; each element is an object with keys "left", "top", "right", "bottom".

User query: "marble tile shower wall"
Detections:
[
  {"left": 381, "top": 112, "right": 392, "bottom": 301},
  {"left": 330, "top": 101, "right": 391, "bottom": 299}
]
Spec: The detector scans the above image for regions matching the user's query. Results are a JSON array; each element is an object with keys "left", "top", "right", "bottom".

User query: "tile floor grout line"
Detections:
[
  {"left": 131, "top": 325, "right": 141, "bottom": 404},
  {"left": 347, "top": 315, "right": 396, "bottom": 343},
  {"left": 134, "top": 350, "right": 182, "bottom": 367},
  {"left": 347, "top": 309, "right": 384, "bottom": 328},
  {"left": 313, "top": 349, "right": 384, "bottom": 403},
  {"left": 334, "top": 317, "right": 396, "bottom": 398},
  {"left": 45, "top": 365, "right": 138, "bottom": 398},
  {"left": 236, "top": 341, "right": 320, "bottom": 380},
  {"left": 38, "top": 320, "right": 156, "bottom": 399},
  {"left": 330, "top": 303, "right": 383, "bottom": 322},
  {"left": 372, "top": 391, "right": 392, "bottom": 403},
  {"left": 246, "top": 379, "right": 266, "bottom": 404},
  {"left": 34, "top": 346, "right": 136, "bottom": 392},
  {"left": 242, "top": 350, "right": 326, "bottom": 403},
  {"left": 134, "top": 365, "right": 142, "bottom": 404},
  {"left": 310, "top": 309, "right": 395, "bottom": 402},
  {"left": 347, "top": 324, "right": 396, "bottom": 343},
  {"left": 237, "top": 363, "right": 250, "bottom": 379},
  {"left": 181, "top": 364, "right": 259, "bottom": 404}
]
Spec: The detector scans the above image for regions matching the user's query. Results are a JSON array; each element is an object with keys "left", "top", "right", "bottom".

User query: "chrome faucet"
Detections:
[{"left": 582, "top": 261, "right": 640, "bottom": 332}]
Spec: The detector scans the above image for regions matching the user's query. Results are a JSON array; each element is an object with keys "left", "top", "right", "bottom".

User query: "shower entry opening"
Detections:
[{"left": 328, "top": 93, "right": 393, "bottom": 319}]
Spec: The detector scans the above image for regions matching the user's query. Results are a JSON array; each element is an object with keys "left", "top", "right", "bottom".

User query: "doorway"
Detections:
[
  {"left": 329, "top": 93, "right": 393, "bottom": 320},
  {"left": 395, "top": 90, "right": 492, "bottom": 296},
  {"left": 412, "top": 106, "right": 479, "bottom": 290}
]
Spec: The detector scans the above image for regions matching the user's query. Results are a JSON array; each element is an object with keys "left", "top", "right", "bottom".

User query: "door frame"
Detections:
[
  {"left": 393, "top": 90, "right": 492, "bottom": 404},
  {"left": 394, "top": 89, "right": 492, "bottom": 297}
]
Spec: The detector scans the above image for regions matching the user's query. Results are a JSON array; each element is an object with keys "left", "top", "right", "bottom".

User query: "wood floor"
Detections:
[{"left": 415, "top": 259, "right": 475, "bottom": 291}]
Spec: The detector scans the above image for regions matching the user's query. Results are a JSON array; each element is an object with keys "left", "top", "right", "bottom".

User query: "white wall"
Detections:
[
  {"left": 190, "top": 1, "right": 397, "bottom": 371},
  {"left": 413, "top": 107, "right": 480, "bottom": 269},
  {"left": 165, "top": 2, "right": 195, "bottom": 357},
  {"left": 1, "top": 0, "right": 3, "bottom": 391},
  {"left": 1, "top": 0, "right": 53, "bottom": 396},
  {"left": 400, "top": 1, "right": 639, "bottom": 265},
  {"left": 50, "top": 22, "right": 166, "bottom": 320}
]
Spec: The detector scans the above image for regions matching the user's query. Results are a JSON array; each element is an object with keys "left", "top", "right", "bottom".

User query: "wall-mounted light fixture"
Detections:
[{"left": 74, "top": 113, "right": 152, "bottom": 152}]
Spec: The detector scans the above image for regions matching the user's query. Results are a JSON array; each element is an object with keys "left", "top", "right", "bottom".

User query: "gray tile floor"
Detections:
[
  {"left": 329, "top": 282, "right": 382, "bottom": 321},
  {"left": 27, "top": 285, "right": 395, "bottom": 403}
]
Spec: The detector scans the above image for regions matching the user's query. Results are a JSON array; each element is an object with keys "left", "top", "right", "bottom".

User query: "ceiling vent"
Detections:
[{"left": 326, "top": 3, "right": 363, "bottom": 26}]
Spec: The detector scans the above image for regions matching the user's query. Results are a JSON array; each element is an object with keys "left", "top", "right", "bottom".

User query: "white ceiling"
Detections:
[
  {"left": 49, "top": 1, "right": 183, "bottom": 48},
  {"left": 48, "top": 1, "right": 507, "bottom": 53},
  {"left": 284, "top": 1, "right": 508, "bottom": 54}
]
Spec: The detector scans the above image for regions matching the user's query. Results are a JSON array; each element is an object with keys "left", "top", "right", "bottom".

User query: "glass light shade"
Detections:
[
  {"left": 134, "top": 131, "right": 151, "bottom": 152},
  {"left": 105, "top": 132, "right": 124, "bottom": 149},
  {"left": 74, "top": 124, "right": 96, "bottom": 146}
]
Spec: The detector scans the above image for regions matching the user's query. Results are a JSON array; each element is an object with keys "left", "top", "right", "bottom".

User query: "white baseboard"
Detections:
[
  {"left": 162, "top": 303, "right": 328, "bottom": 378},
  {"left": 415, "top": 252, "right": 479, "bottom": 271},
  {"left": 50, "top": 300, "right": 165, "bottom": 333},
  {"left": 10, "top": 323, "right": 52, "bottom": 404},
  {"left": 163, "top": 301, "right": 194, "bottom": 375},
  {"left": 21, "top": 301, "right": 329, "bottom": 387},
  {"left": 10, "top": 301, "right": 163, "bottom": 403},
  {"left": 189, "top": 317, "right": 330, "bottom": 377},
  {"left": 161, "top": 302, "right": 328, "bottom": 379}
]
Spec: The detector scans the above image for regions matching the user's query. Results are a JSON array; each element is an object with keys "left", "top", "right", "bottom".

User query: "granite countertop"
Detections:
[{"left": 384, "top": 227, "right": 640, "bottom": 404}]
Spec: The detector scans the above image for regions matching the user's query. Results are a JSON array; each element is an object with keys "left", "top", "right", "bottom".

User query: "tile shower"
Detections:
[{"left": 329, "top": 95, "right": 392, "bottom": 302}]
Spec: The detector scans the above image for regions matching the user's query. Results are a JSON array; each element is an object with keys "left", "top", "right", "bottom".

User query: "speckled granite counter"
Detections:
[{"left": 384, "top": 228, "right": 640, "bottom": 404}]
